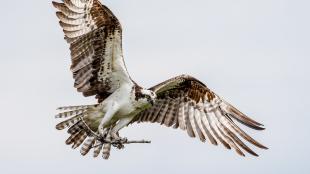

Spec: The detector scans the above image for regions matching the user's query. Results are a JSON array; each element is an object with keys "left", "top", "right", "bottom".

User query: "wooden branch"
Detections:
[
  {"left": 123, "top": 140, "right": 151, "bottom": 144},
  {"left": 92, "top": 139, "right": 151, "bottom": 148},
  {"left": 80, "top": 119, "right": 151, "bottom": 149}
]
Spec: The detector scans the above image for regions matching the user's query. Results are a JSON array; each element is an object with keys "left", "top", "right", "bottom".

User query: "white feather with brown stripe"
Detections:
[{"left": 133, "top": 75, "right": 268, "bottom": 156}]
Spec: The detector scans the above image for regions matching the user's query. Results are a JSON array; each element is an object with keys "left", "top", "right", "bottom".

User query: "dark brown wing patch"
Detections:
[{"left": 152, "top": 75, "right": 215, "bottom": 103}]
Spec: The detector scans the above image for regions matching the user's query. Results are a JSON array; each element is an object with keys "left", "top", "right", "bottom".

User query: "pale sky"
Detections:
[{"left": 0, "top": 0, "right": 309, "bottom": 174}]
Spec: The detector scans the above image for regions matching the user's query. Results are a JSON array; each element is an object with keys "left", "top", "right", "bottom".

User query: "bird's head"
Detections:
[{"left": 135, "top": 87, "right": 157, "bottom": 107}]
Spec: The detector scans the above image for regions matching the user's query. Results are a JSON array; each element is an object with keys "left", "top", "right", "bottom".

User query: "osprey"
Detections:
[{"left": 53, "top": 0, "right": 267, "bottom": 159}]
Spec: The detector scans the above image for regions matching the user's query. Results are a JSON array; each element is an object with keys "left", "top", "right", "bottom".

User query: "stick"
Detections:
[
  {"left": 124, "top": 140, "right": 151, "bottom": 144},
  {"left": 92, "top": 139, "right": 151, "bottom": 148}
]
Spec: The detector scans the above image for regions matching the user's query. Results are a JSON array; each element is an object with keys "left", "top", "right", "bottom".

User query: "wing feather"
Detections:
[
  {"left": 150, "top": 100, "right": 165, "bottom": 123},
  {"left": 157, "top": 99, "right": 170, "bottom": 124},
  {"left": 53, "top": 0, "right": 132, "bottom": 101},
  {"left": 163, "top": 100, "right": 177, "bottom": 127},
  {"left": 184, "top": 102, "right": 195, "bottom": 138},
  {"left": 207, "top": 112, "right": 231, "bottom": 149},
  {"left": 63, "top": 0, "right": 85, "bottom": 13},
  {"left": 188, "top": 104, "right": 199, "bottom": 138},
  {"left": 134, "top": 75, "right": 267, "bottom": 156},
  {"left": 177, "top": 101, "right": 187, "bottom": 130},
  {"left": 200, "top": 111, "right": 218, "bottom": 145},
  {"left": 193, "top": 108, "right": 206, "bottom": 142}
]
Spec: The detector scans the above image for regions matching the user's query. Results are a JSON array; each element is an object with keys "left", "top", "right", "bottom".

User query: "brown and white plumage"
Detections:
[
  {"left": 133, "top": 75, "right": 267, "bottom": 156},
  {"left": 53, "top": 0, "right": 132, "bottom": 101},
  {"left": 53, "top": 0, "right": 267, "bottom": 159}
]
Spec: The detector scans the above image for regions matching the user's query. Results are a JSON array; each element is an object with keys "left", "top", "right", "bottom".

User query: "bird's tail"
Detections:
[{"left": 55, "top": 104, "right": 112, "bottom": 159}]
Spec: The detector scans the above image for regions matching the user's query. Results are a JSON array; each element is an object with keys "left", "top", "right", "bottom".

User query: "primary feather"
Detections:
[{"left": 134, "top": 75, "right": 268, "bottom": 156}]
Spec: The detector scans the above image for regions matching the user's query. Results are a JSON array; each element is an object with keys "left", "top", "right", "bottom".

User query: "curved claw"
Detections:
[
  {"left": 111, "top": 137, "right": 128, "bottom": 149},
  {"left": 113, "top": 143, "right": 125, "bottom": 149}
]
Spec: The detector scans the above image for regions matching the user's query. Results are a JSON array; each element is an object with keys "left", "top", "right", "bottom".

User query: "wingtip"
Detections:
[
  {"left": 238, "top": 151, "right": 246, "bottom": 157},
  {"left": 250, "top": 151, "right": 259, "bottom": 157},
  {"left": 254, "top": 125, "right": 266, "bottom": 131},
  {"left": 55, "top": 124, "right": 63, "bottom": 130},
  {"left": 55, "top": 114, "right": 60, "bottom": 119},
  {"left": 52, "top": 1, "right": 58, "bottom": 8},
  {"left": 261, "top": 145, "right": 269, "bottom": 150}
]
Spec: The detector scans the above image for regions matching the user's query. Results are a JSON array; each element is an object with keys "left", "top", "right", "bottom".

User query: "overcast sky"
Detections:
[{"left": 0, "top": 0, "right": 309, "bottom": 174}]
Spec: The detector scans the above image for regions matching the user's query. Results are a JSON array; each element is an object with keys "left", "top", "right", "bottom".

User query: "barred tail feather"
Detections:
[
  {"left": 56, "top": 114, "right": 81, "bottom": 130},
  {"left": 72, "top": 131, "right": 88, "bottom": 149},
  {"left": 56, "top": 104, "right": 105, "bottom": 157},
  {"left": 102, "top": 144, "right": 111, "bottom": 159},
  {"left": 55, "top": 109, "right": 86, "bottom": 118},
  {"left": 80, "top": 137, "right": 96, "bottom": 156},
  {"left": 68, "top": 121, "right": 86, "bottom": 134},
  {"left": 93, "top": 140, "right": 103, "bottom": 158},
  {"left": 66, "top": 131, "right": 81, "bottom": 145}
]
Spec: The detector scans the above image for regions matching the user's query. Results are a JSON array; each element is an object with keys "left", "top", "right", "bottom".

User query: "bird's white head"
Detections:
[{"left": 134, "top": 86, "right": 157, "bottom": 107}]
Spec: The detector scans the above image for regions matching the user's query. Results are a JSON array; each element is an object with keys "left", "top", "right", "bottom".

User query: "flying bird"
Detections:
[{"left": 52, "top": 0, "right": 267, "bottom": 159}]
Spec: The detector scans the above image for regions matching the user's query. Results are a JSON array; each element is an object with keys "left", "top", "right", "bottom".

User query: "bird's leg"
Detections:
[
  {"left": 98, "top": 101, "right": 119, "bottom": 139},
  {"left": 109, "top": 117, "right": 135, "bottom": 149}
]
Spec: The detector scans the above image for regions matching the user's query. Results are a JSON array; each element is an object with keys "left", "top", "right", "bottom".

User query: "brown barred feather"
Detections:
[
  {"left": 133, "top": 74, "right": 267, "bottom": 156},
  {"left": 206, "top": 112, "right": 231, "bottom": 149},
  {"left": 53, "top": 2, "right": 83, "bottom": 18},
  {"left": 200, "top": 112, "right": 218, "bottom": 145},
  {"left": 56, "top": 12, "right": 82, "bottom": 25},
  {"left": 216, "top": 125, "right": 244, "bottom": 156},
  {"left": 145, "top": 105, "right": 157, "bottom": 122},
  {"left": 55, "top": 103, "right": 104, "bottom": 158},
  {"left": 150, "top": 101, "right": 165, "bottom": 123},
  {"left": 70, "top": 0, "right": 87, "bottom": 8},
  {"left": 67, "top": 121, "right": 85, "bottom": 134},
  {"left": 188, "top": 104, "right": 200, "bottom": 138},
  {"left": 73, "top": 64, "right": 93, "bottom": 84},
  {"left": 226, "top": 117, "right": 268, "bottom": 149},
  {"left": 193, "top": 109, "right": 206, "bottom": 142},
  {"left": 63, "top": 0, "right": 84, "bottom": 13},
  {"left": 72, "top": 131, "right": 88, "bottom": 149},
  {"left": 102, "top": 143, "right": 111, "bottom": 159},
  {"left": 65, "top": 131, "right": 81, "bottom": 145},
  {"left": 185, "top": 103, "right": 195, "bottom": 138},
  {"left": 172, "top": 100, "right": 181, "bottom": 129},
  {"left": 226, "top": 104, "right": 265, "bottom": 130},
  {"left": 55, "top": 109, "right": 86, "bottom": 118},
  {"left": 57, "top": 105, "right": 93, "bottom": 111},
  {"left": 80, "top": 137, "right": 96, "bottom": 156},
  {"left": 156, "top": 99, "right": 170, "bottom": 124},
  {"left": 55, "top": 114, "right": 81, "bottom": 130},
  {"left": 59, "top": 21, "right": 84, "bottom": 32},
  {"left": 163, "top": 100, "right": 176, "bottom": 127},
  {"left": 177, "top": 102, "right": 187, "bottom": 130},
  {"left": 53, "top": 0, "right": 132, "bottom": 102},
  {"left": 93, "top": 141, "right": 103, "bottom": 158}
]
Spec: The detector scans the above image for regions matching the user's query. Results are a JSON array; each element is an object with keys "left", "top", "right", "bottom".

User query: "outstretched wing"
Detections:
[
  {"left": 53, "top": 0, "right": 132, "bottom": 101},
  {"left": 134, "top": 75, "right": 267, "bottom": 156}
]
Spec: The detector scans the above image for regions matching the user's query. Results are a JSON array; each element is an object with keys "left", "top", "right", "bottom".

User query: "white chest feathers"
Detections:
[{"left": 99, "top": 83, "right": 150, "bottom": 118}]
